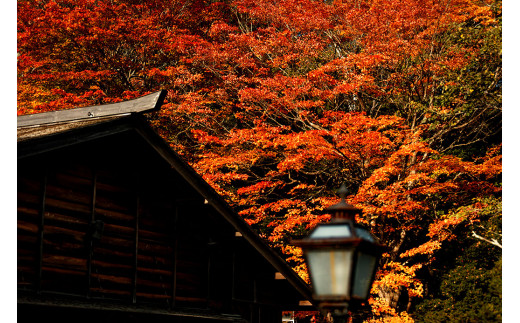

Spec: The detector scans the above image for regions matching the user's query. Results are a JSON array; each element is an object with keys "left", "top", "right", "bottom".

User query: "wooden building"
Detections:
[{"left": 17, "top": 91, "right": 314, "bottom": 322}]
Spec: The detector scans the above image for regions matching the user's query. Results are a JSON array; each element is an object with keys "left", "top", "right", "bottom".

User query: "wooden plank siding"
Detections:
[
  {"left": 17, "top": 144, "right": 188, "bottom": 305},
  {"left": 17, "top": 132, "right": 304, "bottom": 322}
]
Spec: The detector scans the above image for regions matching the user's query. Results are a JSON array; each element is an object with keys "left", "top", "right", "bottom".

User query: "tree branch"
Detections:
[{"left": 471, "top": 231, "right": 502, "bottom": 249}]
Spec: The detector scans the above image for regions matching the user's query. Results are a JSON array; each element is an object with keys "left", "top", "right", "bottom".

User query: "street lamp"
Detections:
[{"left": 292, "top": 184, "right": 384, "bottom": 319}]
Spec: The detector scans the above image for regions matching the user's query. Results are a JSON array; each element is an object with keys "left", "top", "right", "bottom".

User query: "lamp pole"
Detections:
[{"left": 292, "top": 184, "right": 385, "bottom": 322}]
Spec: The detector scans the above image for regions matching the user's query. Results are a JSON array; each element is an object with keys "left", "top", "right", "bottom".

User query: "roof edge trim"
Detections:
[{"left": 17, "top": 90, "right": 167, "bottom": 128}]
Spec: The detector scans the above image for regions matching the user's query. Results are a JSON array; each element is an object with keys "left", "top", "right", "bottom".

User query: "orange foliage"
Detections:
[{"left": 18, "top": 0, "right": 501, "bottom": 321}]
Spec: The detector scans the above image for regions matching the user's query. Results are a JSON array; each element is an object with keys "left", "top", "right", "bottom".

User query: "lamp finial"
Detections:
[{"left": 337, "top": 183, "right": 348, "bottom": 200}]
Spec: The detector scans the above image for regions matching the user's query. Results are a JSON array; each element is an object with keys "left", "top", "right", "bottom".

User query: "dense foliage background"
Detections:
[{"left": 18, "top": 0, "right": 502, "bottom": 321}]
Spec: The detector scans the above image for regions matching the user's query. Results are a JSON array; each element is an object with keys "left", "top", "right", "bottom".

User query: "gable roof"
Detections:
[{"left": 17, "top": 90, "right": 314, "bottom": 306}]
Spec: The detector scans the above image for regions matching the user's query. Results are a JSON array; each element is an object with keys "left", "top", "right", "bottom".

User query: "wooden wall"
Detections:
[{"left": 17, "top": 131, "right": 301, "bottom": 322}]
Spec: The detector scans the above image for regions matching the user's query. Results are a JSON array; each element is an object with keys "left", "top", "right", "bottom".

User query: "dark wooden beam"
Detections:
[
  {"left": 36, "top": 170, "right": 48, "bottom": 294},
  {"left": 18, "top": 295, "right": 246, "bottom": 322},
  {"left": 170, "top": 205, "right": 179, "bottom": 309},
  {"left": 17, "top": 90, "right": 167, "bottom": 128},
  {"left": 86, "top": 171, "right": 97, "bottom": 298},
  {"left": 132, "top": 195, "right": 139, "bottom": 304}
]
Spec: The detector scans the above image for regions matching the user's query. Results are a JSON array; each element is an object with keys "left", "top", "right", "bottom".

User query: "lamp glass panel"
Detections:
[
  {"left": 310, "top": 224, "right": 352, "bottom": 239},
  {"left": 352, "top": 251, "right": 377, "bottom": 300},
  {"left": 307, "top": 249, "right": 354, "bottom": 297},
  {"left": 354, "top": 227, "right": 376, "bottom": 242}
]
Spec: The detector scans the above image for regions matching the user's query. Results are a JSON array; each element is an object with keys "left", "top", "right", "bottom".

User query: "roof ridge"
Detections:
[{"left": 17, "top": 90, "right": 167, "bottom": 128}]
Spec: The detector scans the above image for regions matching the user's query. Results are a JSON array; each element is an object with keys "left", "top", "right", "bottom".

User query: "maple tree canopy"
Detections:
[{"left": 18, "top": 0, "right": 501, "bottom": 321}]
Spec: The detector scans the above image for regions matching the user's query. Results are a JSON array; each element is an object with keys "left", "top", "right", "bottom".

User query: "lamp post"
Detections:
[{"left": 292, "top": 184, "right": 384, "bottom": 322}]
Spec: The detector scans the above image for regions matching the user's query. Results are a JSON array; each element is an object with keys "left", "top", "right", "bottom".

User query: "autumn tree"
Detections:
[
  {"left": 412, "top": 196, "right": 502, "bottom": 322},
  {"left": 18, "top": 0, "right": 501, "bottom": 321}
]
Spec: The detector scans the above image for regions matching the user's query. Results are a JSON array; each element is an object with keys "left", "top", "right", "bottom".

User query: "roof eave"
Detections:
[{"left": 17, "top": 90, "right": 166, "bottom": 128}]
